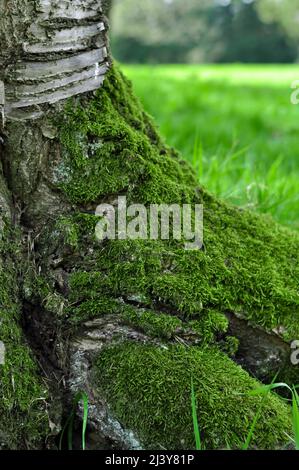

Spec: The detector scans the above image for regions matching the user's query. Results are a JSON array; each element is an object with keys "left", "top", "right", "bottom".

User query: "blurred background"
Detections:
[{"left": 110, "top": 0, "right": 299, "bottom": 229}]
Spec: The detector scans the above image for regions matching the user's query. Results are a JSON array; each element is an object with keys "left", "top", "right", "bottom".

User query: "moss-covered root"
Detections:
[
  {"left": 53, "top": 65, "right": 299, "bottom": 347},
  {"left": 96, "top": 342, "right": 292, "bottom": 450},
  {"left": 0, "top": 212, "right": 49, "bottom": 448},
  {"left": 27, "top": 65, "right": 299, "bottom": 449}
]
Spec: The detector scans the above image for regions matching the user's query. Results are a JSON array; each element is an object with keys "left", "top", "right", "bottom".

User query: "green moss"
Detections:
[
  {"left": 121, "top": 308, "right": 183, "bottom": 339},
  {"left": 57, "top": 67, "right": 196, "bottom": 205},
  {"left": 54, "top": 65, "right": 299, "bottom": 347},
  {"left": 13, "top": 60, "right": 296, "bottom": 453},
  {"left": 220, "top": 335, "right": 240, "bottom": 357},
  {"left": 56, "top": 216, "right": 79, "bottom": 249},
  {"left": 0, "top": 221, "right": 49, "bottom": 448},
  {"left": 95, "top": 342, "right": 292, "bottom": 450},
  {"left": 48, "top": 65, "right": 299, "bottom": 448},
  {"left": 120, "top": 307, "right": 231, "bottom": 343},
  {"left": 67, "top": 297, "right": 123, "bottom": 324},
  {"left": 186, "top": 311, "right": 229, "bottom": 343}
]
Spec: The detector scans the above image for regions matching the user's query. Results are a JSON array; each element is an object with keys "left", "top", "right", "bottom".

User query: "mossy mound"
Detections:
[
  {"left": 32, "top": 64, "right": 299, "bottom": 449},
  {"left": 53, "top": 65, "right": 299, "bottom": 343},
  {"left": 96, "top": 342, "right": 292, "bottom": 450},
  {"left": 0, "top": 214, "right": 49, "bottom": 448}
]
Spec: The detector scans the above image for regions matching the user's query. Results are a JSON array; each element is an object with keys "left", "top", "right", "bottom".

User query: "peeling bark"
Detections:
[{"left": 0, "top": 0, "right": 110, "bottom": 121}]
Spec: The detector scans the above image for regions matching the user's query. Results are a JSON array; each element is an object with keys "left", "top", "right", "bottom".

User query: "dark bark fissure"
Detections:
[{"left": 226, "top": 312, "right": 291, "bottom": 382}]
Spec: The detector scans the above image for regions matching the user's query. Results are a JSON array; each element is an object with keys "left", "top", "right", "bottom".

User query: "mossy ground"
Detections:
[
  {"left": 0, "top": 220, "right": 49, "bottom": 448},
  {"left": 32, "top": 64, "right": 299, "bottom": 449},
  {"left": 96, "top": 342, "right": 292, "bottom": 450}
]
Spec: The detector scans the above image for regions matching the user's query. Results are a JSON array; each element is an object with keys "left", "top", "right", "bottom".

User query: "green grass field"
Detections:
[{"left": 123, "top": 65, "right": 299, "bottom": 230}]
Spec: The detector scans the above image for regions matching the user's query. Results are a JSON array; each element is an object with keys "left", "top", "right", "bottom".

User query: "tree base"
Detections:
[{"left": 0, "top": 65, "right": 298, "bottom": 449}]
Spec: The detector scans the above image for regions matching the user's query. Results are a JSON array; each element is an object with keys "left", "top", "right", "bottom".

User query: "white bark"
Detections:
[{"left": 0, "top": 0, "right": 110, "bottom": 122}]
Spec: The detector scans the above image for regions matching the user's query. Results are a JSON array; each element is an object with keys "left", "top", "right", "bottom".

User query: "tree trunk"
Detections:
[{"left": 0, "top": 0, "right": 298, "bottom": 450}]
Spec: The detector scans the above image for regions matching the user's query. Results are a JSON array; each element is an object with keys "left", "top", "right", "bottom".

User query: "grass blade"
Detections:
[
  {"left": 191, "top": 377, "right": 201, "bottom": 450},
  {"left": 292, "top": 387, "right": 299, "bottom": 450},
  {"left": 59, "top": 391, "right": 89, "bottom": 451},
  {"left": 79, "top": 391, "right": 89, "bottom": 451},
  {"left": 192, "top": 133, "right": 203, "bottom": 180},
  {"left": 249, "top": 382, "right": 292, "bottom": 396},
  {"left": 243, "top": 374, "right": 280, "bottom": 450}
]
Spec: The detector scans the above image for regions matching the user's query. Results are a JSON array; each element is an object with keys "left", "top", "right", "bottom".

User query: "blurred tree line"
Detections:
[{"left": 111, "top": 0, "right": 299, "bottom": 63}]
